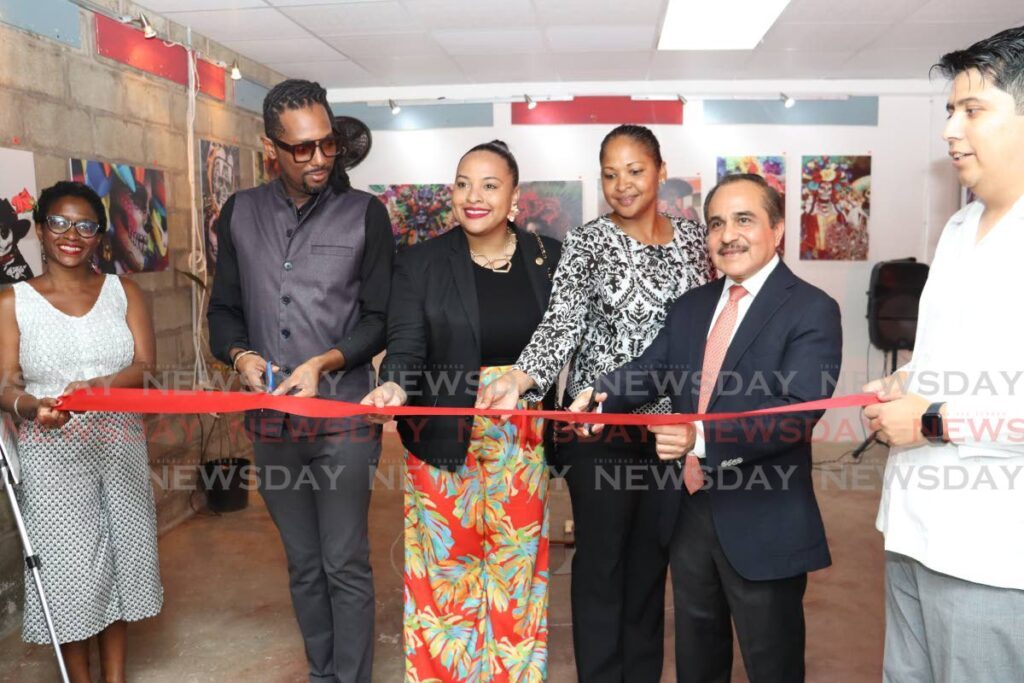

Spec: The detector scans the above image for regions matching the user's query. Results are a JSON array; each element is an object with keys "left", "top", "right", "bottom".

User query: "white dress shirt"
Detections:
[
  {"left": 691, "top": 255, "right": 780, "bottom": 458},
  {"left": 876, "top": 196, "right": 1024, "bottom": 590}
]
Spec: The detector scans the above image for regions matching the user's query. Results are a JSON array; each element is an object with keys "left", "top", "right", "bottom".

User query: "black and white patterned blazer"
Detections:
[{"left": 516, "top": 214, "right": 714, "bottom": 413}]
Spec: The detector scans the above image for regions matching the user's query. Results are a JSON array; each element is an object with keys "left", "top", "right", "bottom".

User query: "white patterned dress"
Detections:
[{"left": 13, "top": 275, "right": 163, "bottom": 644}]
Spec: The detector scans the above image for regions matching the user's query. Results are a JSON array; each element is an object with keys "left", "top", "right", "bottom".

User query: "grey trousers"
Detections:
[
  {"left": 884, "top": 551, "right": 1024, "bottom": 683},
  {"left": 253, "top": 428, "right": 380, "bottom": 683}
]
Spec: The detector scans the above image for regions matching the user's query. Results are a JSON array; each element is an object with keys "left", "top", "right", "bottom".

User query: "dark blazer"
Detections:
[
  {"left": 380, "top": 225, "right": 562, "bottom": 471},
  {"left": 598, "top": 261, "right": 842, "bottom": 581}
]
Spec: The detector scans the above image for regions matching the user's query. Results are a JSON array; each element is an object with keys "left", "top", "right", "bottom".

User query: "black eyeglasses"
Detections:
[
  {"left": 270, "top": 134, "right": 343, "bottom": 163},
  {"left": 46, "top": 215, "right": 103, "bottom": 238}
]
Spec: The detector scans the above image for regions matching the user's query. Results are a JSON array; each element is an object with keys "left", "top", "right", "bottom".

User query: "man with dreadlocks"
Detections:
[
  {"left": 864, "top": 27, "right": 1024, "bottom": 682},
  {"left": 208, "top": 79, "right": 393, "bottom": 683}
]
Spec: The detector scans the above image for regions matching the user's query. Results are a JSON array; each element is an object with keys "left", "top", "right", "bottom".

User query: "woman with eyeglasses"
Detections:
[{"left": 0, "top": 181, "right": 162, "bottom": 683}]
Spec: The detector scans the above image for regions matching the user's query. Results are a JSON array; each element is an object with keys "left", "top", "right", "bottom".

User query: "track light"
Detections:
[
  {"left": 525, "top": 94, "right": 537, "bottom": 110},
  {"left": 678, "top": 94, "right": 688, "bottom": 105},
  {"left": 139, "top": 13, "right": 156, "bottom": 39},
  {"left": 389, "top": 99, "right": 401, "bottom": 115},
  {"left": 781, "top": 92, "right": 795, "bottom": 108},
  {"left": 230, "top": 61, "right": 242, "bottom": 80}
]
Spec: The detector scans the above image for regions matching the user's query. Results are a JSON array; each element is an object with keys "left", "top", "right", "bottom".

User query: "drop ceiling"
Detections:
[{"left": 135, "top": 0, "right": 1024, "bottom": 90}]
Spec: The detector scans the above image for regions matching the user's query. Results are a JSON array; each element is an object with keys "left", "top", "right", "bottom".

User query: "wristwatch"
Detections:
[{"left": 921, "top": 402, "right": 947, "bottom": 443}]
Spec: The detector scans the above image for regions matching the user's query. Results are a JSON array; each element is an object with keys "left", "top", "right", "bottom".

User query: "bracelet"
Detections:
[
  {"left": 12, "top": 394, "right": 30, "bottom": 420},
  {"left": 231, "top": 349, "right": 259, "bottom": 372}
]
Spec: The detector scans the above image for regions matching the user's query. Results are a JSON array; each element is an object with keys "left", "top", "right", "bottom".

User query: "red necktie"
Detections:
[{"left": 684, "top": 284, "right": 748, "bottom": 494}]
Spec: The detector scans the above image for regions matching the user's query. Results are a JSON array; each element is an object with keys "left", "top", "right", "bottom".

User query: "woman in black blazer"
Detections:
[{"left": 361, "top": 141, "right": 561, "bottom": 682}]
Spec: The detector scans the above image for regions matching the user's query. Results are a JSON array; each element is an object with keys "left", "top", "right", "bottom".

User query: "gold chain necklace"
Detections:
[{"left": 470, "top": 228, "right": 517, "bottom": 274}]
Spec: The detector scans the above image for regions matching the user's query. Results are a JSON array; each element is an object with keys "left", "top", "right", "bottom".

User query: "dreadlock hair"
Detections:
[{"left": 262, "top": 79, "right": 350, "bottom": 191}]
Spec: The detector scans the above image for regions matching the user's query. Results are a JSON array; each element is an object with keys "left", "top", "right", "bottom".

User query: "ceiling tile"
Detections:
[
  {"left": 158, "top": 8, "right": 310, "bottom": 41},
  {"left": 545, "top": 26, "right": 656, "bottom": 52},
  {"left": 760, "top": 22, "right": 888, "bottom": 52},
  {"left": 224, "top": 38, "right": 346, "bottom": 63},
  {"left": 869, "top": 20, "right": 1018, "bottom": 50},
  {"left": 907, "top": 0, "right": 1024, "bottom": 23},
  {"left": 403, "top": 0, "right": 538, "bottom": 29},
  {"left": 550, "top": 51, "right": 653, "bottom": 80},
  {"left": 137, "top": 0, "right": 264, "bottom": 11},
  {"left": 267, "top": 0, "right": 394, "bottom": 5},
  {"left": 533, "top": 0, "right": 665, "bottom": 25},
  {"left": 451, "top": 52, "right": 558, "bottom": 84},
  {"left": 267, "top": 60, "right": 377, "bottom": 87},
  {"left": 780, "top": 0, "right": 930, "bottom": 23},
  {"left": 278, "top": 1, "right": 418, "bottom": 35},
  {"left": 354, "top": 54, "right": 467, "bottom": 85},
  {"left": 832, "top": 48, "right": 941, "bottom": 77},
  {"left": 431, "top": 28, "right": 546, "bottom": 55},
  {"left": 648, "top": 50, "right": 753, "bottom": 79},
  {"left": 743, "top": 50, "right": 856, "bottom": 78},
  {"left": 330, "top": 33, "right": 447, "bottom": 59}
]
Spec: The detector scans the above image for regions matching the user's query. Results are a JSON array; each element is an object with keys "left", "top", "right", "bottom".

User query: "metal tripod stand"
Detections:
[{"left": 0, "top": 431, "right": 71, "bottom": 683}]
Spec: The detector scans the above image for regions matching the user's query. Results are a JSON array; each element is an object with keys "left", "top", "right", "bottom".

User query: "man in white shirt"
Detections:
[{"left": 864, "top": 26, "right": 1024, "bottom": 682}]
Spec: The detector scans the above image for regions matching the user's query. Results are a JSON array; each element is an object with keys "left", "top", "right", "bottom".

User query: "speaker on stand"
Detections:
[{"left": 851, "top": 258, "right": 930, "bottom": 458}]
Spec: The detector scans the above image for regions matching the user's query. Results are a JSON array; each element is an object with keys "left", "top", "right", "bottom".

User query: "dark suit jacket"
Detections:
[
  {"left": 380, "top": 226, "right": 562, "bottom": 471},
  {"left": 598, "top": 261, "right": 842, "bottom": 581}
]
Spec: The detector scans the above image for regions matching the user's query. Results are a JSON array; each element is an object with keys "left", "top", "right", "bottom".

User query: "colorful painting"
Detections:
[
  {"left": 370, "top": 184, "right": 455, "bottom": 247},
  {"left": 517, "top": 181, "right": 582, "bottom": 241},
  {"left": 800, "top": 156, "right": 870, "bottom": 261},
  {"left": 254, "top": 150, "right": 279, "bottom": 186},
  {"left": 70, "top": 159, "right": 169, "bottom": 273},
  {"left": 200, "top": 140, "right": 239, "bottom": 265},
  {"left": 0, "top": 146, "right": 41, "bottom": 285},
  {"left": 598, "top": 176, "right": 703, "bottom": 223},
  {"left": 717, "top": 156, "right": 786, "bottom": 255}
]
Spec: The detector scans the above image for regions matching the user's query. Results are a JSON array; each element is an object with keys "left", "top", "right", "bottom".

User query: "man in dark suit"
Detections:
[{"left": 581, "top": 173, "right": 842, "bottom": 682}]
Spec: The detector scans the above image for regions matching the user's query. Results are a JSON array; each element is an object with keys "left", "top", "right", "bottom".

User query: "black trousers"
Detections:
[
  {"left": 252, "top": 426, "right": 381, "bottom": 683},
  {"left": 671, "top": 490, "right": 807, "bottom": 683},
  {"left": 560, "top": 426, "right": 670, "bottom": 683}
]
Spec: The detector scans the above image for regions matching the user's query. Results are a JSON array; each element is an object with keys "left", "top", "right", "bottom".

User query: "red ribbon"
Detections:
[{"left": 56, "top": 388, "right": 878, "bottom": 426}]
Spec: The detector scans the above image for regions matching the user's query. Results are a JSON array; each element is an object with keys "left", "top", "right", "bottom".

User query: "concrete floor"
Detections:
[{"left": 0, "top": 437, "right": 889, "bottom": 682}]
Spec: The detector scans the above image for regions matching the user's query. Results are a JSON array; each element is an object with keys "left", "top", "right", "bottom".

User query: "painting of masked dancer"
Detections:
[
  {"left": 371, "top": 183, "right": 455, "bottom": 247},
  {"left": 800, "top": 155, "right": 870, "bottom": 261},
  {"left": 517, "top": 180, "right": 582, "bottom": 241},
  {"left": 718, "top": 156, "right": 786, "bottom": 255},
  {"left": 70, "top": 159, "right": 169, "bottom": 273},
  {"left": 200, "top": 140, "right": 240, "bottom": 265}
]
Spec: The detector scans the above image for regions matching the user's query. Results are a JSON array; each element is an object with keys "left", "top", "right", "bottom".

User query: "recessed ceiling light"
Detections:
[{"left": 658, "top": 0, "right": 792, "bottom": 50}]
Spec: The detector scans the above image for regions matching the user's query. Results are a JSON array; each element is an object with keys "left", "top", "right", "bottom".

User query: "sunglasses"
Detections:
[
  {"left": 270, "top": 134, "right": 343, "bottom": 163},
  {"left": 46, "top": 215, "right": 103, "bottom": 238}
]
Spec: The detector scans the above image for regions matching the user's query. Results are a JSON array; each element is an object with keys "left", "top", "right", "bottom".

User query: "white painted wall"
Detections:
[{"left": 349, "top": 95, "right": 961, "bottom": 442}]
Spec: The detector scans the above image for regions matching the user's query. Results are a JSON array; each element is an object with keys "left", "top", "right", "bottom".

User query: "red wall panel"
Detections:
[{"left": 511, "top": 96, "right": 683, "bottom": 125}]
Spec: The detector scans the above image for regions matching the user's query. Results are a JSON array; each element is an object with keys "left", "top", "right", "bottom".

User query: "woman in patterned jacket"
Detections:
[
  {"left": 479, "top": 125, "right": 715, "bottom": 682},
  {"left": 362, "top": 141, "right": 561, "bottom": 682}
]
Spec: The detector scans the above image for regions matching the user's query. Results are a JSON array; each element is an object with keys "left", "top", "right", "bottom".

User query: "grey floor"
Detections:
[{"left": 0, "top": 437, "right": 888, "bottom": 682}]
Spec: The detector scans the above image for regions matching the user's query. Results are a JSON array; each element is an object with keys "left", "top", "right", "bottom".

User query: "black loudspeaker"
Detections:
[{"left": 867, "top": 258, "right": 930, "bottom": 352}]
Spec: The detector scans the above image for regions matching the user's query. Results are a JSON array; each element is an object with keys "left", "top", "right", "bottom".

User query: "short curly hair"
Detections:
[{"left": 33, "top": 181, "right": 107, "bottom": 232}]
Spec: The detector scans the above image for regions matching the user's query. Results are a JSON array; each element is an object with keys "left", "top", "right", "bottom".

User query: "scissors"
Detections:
[{"left": 265, "top": 358, "right": 276, "bottom": 393}]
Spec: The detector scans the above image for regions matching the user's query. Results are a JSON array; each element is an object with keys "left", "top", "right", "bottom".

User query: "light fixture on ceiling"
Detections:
[
  {"left": 139, "top": 12, "right": 157, "bottom": 39},
  {"left": 389, "top": 99, "right": 401, "bottom": 115},
  {"left": 658, "top": 0, "right": 792, "bottom": 50},
  {"left": 781, "top": 92, "right": 796, "bottom": 108},
  {"left": 525, "top": 94, "right": 537, "bottom": 110},
  {"left": 230, "top": 61, "right": 242, "bottom": 81}
]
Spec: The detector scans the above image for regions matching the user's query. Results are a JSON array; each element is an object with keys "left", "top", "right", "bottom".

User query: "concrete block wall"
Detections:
[{"left": 0, "top": 2, "right": 286, "bottom": 638}]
